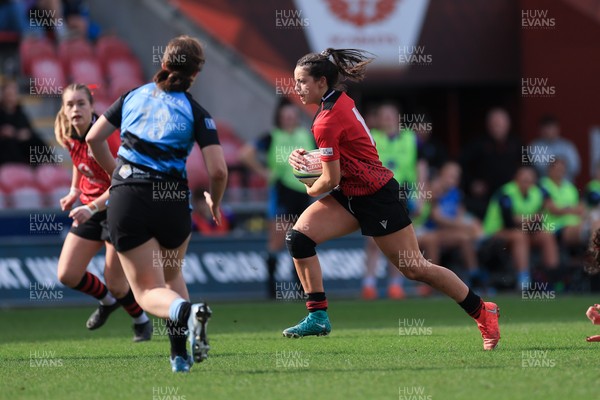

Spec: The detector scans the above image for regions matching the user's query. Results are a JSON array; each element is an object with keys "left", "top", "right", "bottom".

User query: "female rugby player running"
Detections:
[
  {"left": 284, "top": 48, "right": 500, "bottom": 350},
  {"left": 55, "top": 83, "right": 152, "bottom": 342},
  {"left": 584, "top": 229, "right": 600, "bottom": 341},
  {"left": 87, "top": 36, "right": 227, "bottom": 372}
]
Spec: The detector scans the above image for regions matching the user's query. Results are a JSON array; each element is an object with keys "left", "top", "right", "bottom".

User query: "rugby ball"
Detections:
[{"left": 292, "top": 149, "right": 322, "bottom": 185}]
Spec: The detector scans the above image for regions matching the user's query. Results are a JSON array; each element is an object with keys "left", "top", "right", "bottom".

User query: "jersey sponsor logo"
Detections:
[
  {"left": 204, "top": 118, "right": 217, "bottom": 130},
  {"left": 324, "top": 0, "right": 396, "bottom": 27},
  {"left": 320, "top": 147, "right": 334, "bottom": 156},
  {"left": 118, "top": 164, "right": 132, "bottom": 179}
]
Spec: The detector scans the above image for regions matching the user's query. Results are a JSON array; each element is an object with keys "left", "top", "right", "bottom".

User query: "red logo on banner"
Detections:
[{"left": 325, "top": 0, "right": 398, "bottom": 27}]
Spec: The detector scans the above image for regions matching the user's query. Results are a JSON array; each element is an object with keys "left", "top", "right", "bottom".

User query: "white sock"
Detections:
[
  {"left": 133, "top": 313, "right": 149, "bottom": 324},
  {"left": 99, "top": 293, "right": 117, "bottom": 306}
]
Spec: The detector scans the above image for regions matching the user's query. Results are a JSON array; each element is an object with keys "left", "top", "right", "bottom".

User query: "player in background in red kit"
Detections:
[
  {"left": 54, "top": 83, "right": 152, "bottom": 341},
  {"left": 284, "top": 49, "right": 500, "bottom": 350}
]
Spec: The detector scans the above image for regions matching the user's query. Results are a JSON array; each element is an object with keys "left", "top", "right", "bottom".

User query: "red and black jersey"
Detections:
[
  {"left": 312, "top": 90, "right": 393, "bottom": 196},
  {"left": 67, "top": 117, "right": 120, "bottom": 204}
]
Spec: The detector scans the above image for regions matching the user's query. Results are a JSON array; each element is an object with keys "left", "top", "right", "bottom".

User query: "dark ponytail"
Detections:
[
  {"left": 153, "top": 35, "right": 205, "bottom": 92},
  {"left": 296, "top": 48, "right": 374, "bottom": 89},
  {"left": 585, "top": 229, "right": 600, "bottom": 275}
]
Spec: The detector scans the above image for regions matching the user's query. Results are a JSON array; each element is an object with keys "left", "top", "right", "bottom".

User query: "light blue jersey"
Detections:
[{"left": 104, "top": 82, "right": 219, "bottom": 184}]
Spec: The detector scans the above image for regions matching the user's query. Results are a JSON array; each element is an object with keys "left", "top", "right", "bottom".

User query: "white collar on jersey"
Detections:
[{"left": 321, "top": 89, "right": 336, "bottom": 102}]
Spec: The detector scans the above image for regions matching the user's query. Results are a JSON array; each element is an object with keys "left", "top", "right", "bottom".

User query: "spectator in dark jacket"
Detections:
[
  {"left": 460, "top": 107, "right": 522, "bottom": 219},
  {"left": 0, "top": 80, "right": 47, "bottom": 165}
]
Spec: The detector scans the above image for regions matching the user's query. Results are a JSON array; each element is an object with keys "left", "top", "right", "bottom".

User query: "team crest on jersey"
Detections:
[
  {"left": 320, "top": 147, "right": 334, "bottom": 156},
  {"left": 324, "top": 0, "right": 397, "bottom": 27},
  {"left": 204, "top": 118, "right": 217, "bottom": 130}
]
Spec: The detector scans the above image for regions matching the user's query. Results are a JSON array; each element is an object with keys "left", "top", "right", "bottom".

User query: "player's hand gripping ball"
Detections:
[
  {"left": 291, "top": 149, "right": 322, "bottom": 186},
  {"left": 585, "top": 304, "right": 600, "bottom": 342},
  {"left": 586, "top": 304, "right": 600, "bottom": 325}
]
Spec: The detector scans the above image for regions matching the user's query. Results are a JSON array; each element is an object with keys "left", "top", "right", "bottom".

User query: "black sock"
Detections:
[
  {"left": 306, "top": 292, "right": 328, "bottom": 312},
  {"left": 167, "top": 319, "right": 188, "bottom": 359},
  {"left": 458, "top": 288, "right": 484, "bottom": 319},
  {"left": 176, "top": 302, "right": 192, "bottom": 326},
  {"left": 116, "top": 289, "right": 143, "bottom": 318},
  {"left": 267, "top": 252, "right": 277, "bottom": 299},
  {"left": 73, "top": 272, "right": 109, "bottom": 300}
]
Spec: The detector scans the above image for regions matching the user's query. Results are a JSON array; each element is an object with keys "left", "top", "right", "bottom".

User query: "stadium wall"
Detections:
[{"left": 520, "top": 0, "right": 600, "bottom": 185}]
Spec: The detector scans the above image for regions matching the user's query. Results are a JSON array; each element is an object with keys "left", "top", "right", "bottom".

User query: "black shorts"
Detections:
[
  {"left": 70, "top": 210, "right": 110, "bottom": 242},
  {"left": 330, "top": 178, "right": 412, "bottom": 237},
  {"left": 108, "top": 183, "right": 192, "bottom": 252},
  {"left": 268, "top": 180, "right": 311, "bottom": 219}
]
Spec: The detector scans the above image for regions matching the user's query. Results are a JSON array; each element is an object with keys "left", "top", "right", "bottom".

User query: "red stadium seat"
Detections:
[
  {"left": 96, "top": 36, "right": 132, "bottom": 65},
  {"left": 186, "top": 143, "right": 210, "bottom": 191},
  {"left": 58, "top": 38, "right": 94, "bottom": 74},
  {"left": 109, "top": 75, "right": 144, "bottom": 99},
  {"left": 30, "top": 57, "right": 67, "bottom": 94},
  {"left": 0, "top": 164, "right": 36, "bottom": 192},
  {"left": 215, "top": 121, "right": 243, "bottom": 167},
  {"left": 9, "top": 186, "right": 45, "bottom": 209},
  {"left": 105, "top": 56, "right": 144, "bottom": 82},
  {"left": 92, "top": 95, "right": 113, "bottom": 115},
  {"left": 69, "top": 57, "right": 105, "bottom": 90},
  {"left": 20, "top": 37, "right": 56, "bottom": 76},
  {"left": 0, "top": 31, "right": 20, "bottom": 44},
  {"left": 35, "top": 165, "right": 72, "bottom": 193}
]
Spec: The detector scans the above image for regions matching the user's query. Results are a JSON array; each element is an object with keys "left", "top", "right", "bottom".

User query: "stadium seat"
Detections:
[
  {"left": 105, "top": 56, "right": 143, "bottom": 82},
  {"left": 46, "top": 185, "right": 72, "bottom": 208},
  {"left": 30, "top": 56, "right": 67, "bottom": 94},
  {"left": 92, "top": 95, "right": 113, "bottom": 115},
  {"left": 0, "top": 31, "right": 20, "bottom": 44},
  {"left": 58, "top": 37, "right": 95, "bottom": 74},
  {"left": 9, "top": 186, "right": 45, "bottom": 209},
  {"left": 69, "top": 57, "right": 105, "bottom": 91},
  {"left": 35, "top": 165, "right": 72, "bottom": 193},
  {"left": 0, "top": 164, "right": 36, "bottom": 192},
  {"left": 96, "top": 36, "right": 132, "bottom": 65},
  {"left": 19, "top": 37, "right": 56, "bottom": 76},
  {"left": 215, "top": 120, "right": 243, "bottom": 167},
  {"left": 109, "top": 75, "right": 144, "bottom": 99},
  {"left": 186, "top": 143, "right": 210, "bottom": 190}
]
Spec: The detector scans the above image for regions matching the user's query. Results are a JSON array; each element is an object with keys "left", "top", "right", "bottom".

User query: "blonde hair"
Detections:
[{"left": 54, "top": 83, "right": 94, "bottom": 148}]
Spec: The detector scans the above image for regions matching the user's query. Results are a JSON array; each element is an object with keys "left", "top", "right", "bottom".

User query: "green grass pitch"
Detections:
[{"left": 1, "top": 296, "right": 598, "bottom": 400}]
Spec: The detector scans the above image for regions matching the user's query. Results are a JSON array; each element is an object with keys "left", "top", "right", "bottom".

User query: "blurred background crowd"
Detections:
[{"left": 1, "top": 0, "right": 600, "bottom": 298}]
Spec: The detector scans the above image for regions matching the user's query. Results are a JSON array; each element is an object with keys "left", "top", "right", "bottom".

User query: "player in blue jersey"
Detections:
[{"left": 87, "top": 35, "right": 228, "bottom": 372}]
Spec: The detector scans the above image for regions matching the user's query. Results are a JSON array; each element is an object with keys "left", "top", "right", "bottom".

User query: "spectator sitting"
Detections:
[
  {"left": 27, "top": 0, "right": 66, "bottom": 41},
  {"left": 482, "top": 166, "right": 560, "bottom": 289},
  {"left": 460, "top": 107, "right": 522, "bottom": 219},
  {"left": 0, "top": 0, "right": 28, "bottom": 39},
  {"left": 414, "top": 112, "right": 447, "bottom": 179},
  {"left": 0, "top": 79, "right": 47, "bottom": 165},
  {"left": 529, "top": 115, "right": 580, "bottom": 181},
  {"left": 540, "top": 158, "right": 593, "bottom": 248},
  {"left": 426, "top": 161, "right": 486, "bottom": 288},
  {"left": 585, "top": 162, "right": 600, "bottom": 216}
]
